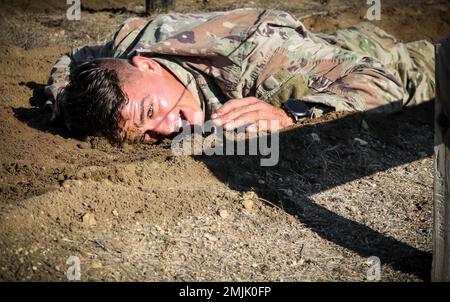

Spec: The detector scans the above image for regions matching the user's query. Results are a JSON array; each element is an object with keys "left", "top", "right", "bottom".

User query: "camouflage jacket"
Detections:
[{"left": 47, "top": 8, "right": 419, "bottom": 117}]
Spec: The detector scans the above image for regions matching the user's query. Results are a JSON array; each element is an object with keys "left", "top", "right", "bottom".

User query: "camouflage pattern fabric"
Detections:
[{"left": 46, "top": 8, "right": 435, "bottom": 118}]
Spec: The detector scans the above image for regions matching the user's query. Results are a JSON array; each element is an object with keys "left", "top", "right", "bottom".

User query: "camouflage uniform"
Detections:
[{"left": 46, "top": 8, "right": 435, "bottom": 118}]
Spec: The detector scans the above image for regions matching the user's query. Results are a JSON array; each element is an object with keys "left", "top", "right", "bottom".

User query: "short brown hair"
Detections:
[{"left": 61, "top": 59, "right": 129, "bottom": 142}]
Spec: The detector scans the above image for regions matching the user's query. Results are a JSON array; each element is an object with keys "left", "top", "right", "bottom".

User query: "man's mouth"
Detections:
[{"left": 177, "top": 110, "right": 191, "bottom": 131}]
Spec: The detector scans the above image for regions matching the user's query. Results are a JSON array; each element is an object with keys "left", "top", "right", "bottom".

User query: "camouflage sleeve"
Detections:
[
  {"left": 45, "top": 41, "right": 114, "bottom": 101},
  {"left": 301, "top": 57, "right": 406, "bottom": 114}
]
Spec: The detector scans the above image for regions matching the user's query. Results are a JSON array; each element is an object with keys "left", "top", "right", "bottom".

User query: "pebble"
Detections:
[
  {"left": 309, "top": 132, "right": 320, "bottom": 143},
  {"left": 347, "top": 205, "right": 358, "bottom": 213},
  {"left": 242, "top": 199, "right": 254, "bottom": 210},
  {"left": 242, "top": 191, "right": 257, "bottom": 200},
  {"left": 112, "top": 209, "right": 119, "bottom": 217},
  {"left": 242, "top": 191, "right": 257, "bottom": 210},
  {"left": 91, "top": 259, "right": 102, "bottom": 269},
  {"left": 218, "top": 209, "right": 229, "bottom": 219},
  {"left": 405, "top": 166, "right": 415, "bottom": 173},
  {"left": 361, "top": 119, "right": 369, "bottom": 131},
  {"left": 77, "top": 142, "right": 90, "bottom": 149},
  {"left": 284, "top": 189, "right": 294, "bottom": 197},
  {"left": 82, "top": 213, "right": 96, "bottom": 226},
  {"left": 204, "top": 233, "right": 218, "bottom": 242},
  {"left": 354, "top": 137, "right": 368, "bottom": 146},
  {"left": 62, "top": 179, "right": 82, "bottom": 188}
]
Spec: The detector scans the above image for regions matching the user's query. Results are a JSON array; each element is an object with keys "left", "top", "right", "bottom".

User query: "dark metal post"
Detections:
[
  {"left": 145, "top": 0, "right": 175, "bottom": 15},
  {"left": 432, "top": 37, "right": 450, "bottom": 281}
]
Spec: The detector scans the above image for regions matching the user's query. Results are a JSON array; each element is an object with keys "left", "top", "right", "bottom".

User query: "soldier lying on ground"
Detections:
[{"left": 45, "top": 8, "right": 435, "bottom": 143}]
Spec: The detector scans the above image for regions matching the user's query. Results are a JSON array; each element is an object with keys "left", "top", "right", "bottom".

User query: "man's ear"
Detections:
[{"left": 131, "top": 56, "right": 162, "bottom": 75}]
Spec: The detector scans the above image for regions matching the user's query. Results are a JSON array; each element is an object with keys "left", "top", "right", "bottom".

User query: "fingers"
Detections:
[
  {"left": 211, "top": 97, "right": 260, "bottom": 119},
  {"left": 245, "top": 123, "right": 258, "bottom": 133},
  {"left": 223, "top": 111, "right": 281, "bottom": 132},
  {"left": 209, "top": 97, "right": 285, "bottom": 133},
  {"left": 221, "top": 110, "right": 261, "bottom": 130},
  {"left": 212, "top": 103, "right": 265, "bottom": 127}
]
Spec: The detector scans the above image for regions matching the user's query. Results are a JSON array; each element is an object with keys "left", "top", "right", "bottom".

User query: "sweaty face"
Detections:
[{"left": 119, "top": 56, "right": 203, "bottom": 143}]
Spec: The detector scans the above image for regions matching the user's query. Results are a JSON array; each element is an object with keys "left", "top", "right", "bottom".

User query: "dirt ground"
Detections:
[{"left": 0, "top": 0, "right": 449, "bottom": 281}]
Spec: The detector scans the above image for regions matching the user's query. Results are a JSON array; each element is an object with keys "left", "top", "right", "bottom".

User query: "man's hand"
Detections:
[{"left": 210, "top": 97, "right": 294, "bottom": 132}]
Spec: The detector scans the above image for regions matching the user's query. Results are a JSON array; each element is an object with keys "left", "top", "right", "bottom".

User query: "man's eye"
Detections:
[{"left": 147, "top": 104, "right": 154, "bottom": 118}]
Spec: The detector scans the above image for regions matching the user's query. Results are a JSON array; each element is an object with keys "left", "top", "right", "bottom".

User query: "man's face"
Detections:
[{"left": 119, "top": 56, "right": 203, "bottom": 143}]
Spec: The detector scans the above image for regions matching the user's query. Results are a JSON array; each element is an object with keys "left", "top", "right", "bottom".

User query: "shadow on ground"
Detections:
[
  {"left": 195, "top": 101, "right": 434, "bottom": 280},
  {"left": 14, "top": 81, "right": 71, "bottom": 139}
]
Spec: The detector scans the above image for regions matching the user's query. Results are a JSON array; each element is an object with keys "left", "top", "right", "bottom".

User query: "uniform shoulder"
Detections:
[{"left": 113, "top": 17, "right": 150, "bottom": 48}]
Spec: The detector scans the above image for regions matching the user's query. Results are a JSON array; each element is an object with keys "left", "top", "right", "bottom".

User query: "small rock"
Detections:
[
  {"left": 242, "top": 191, "right": 257, "bottom": 210},
  {"left": 204, "top": 233, "right": 218, "bottom": 242},
  {"left": 361, "top": 119, "right": 369, "bottom": 131},
  {"left": 77, "top": 142, "right": 90, "bottom": 149},
  {"left": 91, "top": 259, "right": 102, "bottom": 269},
  {"left": 347, "top": 205, "right": 358, "bottom": 213},
  {"left": 242, "top": 191, "right": 257, "bottom": 200},
  {"left": 218, "top": 209, "right": 229, "bottom": 219},
  {"left": 112, "top": 209, "right": 119, "bottom": 217},
  {"left": 242, "top": 199, "right": 254, "bottom": 210},
  {"left": 284, "top": 189, "right": 294, "bottom": 197},
  {"left": 405, "top": 166, "right": 415, "bottom": 173},
  {"left": 82, "top": 213, "right": 96, "bottom": 226},
  {"left": 354, "top": 138, "right": 368, "bottom": 146},
  {"left": 309, "top": 132, "right": 320, "bottom": 143},
  {"left": 32, "top": 266, "right": 37, "bottom": 271},
  {"left": 62, "top": 179, "right": 81, "bottom": 188}
]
